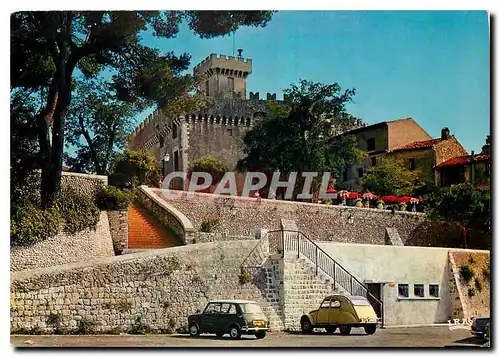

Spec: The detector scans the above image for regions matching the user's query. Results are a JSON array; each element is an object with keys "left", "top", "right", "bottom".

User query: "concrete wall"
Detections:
[
  {"left": 317, "top": 242, "right": 489, "bottom": 325},
  {"left": 11, "top": 212, "right": 114, "bottom": 272},
  {"left": 391, "top": 149, "right": 436, "bottom": 184},
  {"left": 387, "top": 118, "right": 432, "bottom": 150},
  {"left": 149, "top": 189, "right": 470, "bottom": 248},
  {"left": 10, "top": 240, "right": 284, "bottom": 333}
]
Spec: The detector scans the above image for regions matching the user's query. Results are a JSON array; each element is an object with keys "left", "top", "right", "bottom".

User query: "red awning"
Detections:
[
  {"left": 363, "top": 191, "right": 378, "bottom": 200},
  {"left": 380, "top": 195, "right": 400, "bottom": 203}
]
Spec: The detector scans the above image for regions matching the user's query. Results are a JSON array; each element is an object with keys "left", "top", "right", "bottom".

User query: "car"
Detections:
[
  {"left": 471, "top": 316, "right": 490, "bottom": 339},
  {"left": 483, "top": 322, "right": 490, "bottom": 342},
  {"left": 188, "top": 300, "right": 269, "bottom": 339},
  {"left": 300, "top": 295, "right": 379, "bottom": 335}
]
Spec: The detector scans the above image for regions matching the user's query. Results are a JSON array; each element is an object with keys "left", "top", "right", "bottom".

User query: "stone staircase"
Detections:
[{"left": 296, "top": 256, "right": 351, "bottom": 296}]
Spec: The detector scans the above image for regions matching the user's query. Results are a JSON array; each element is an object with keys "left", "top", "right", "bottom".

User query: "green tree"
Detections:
[
  {"left": 238, "top": 80, "right": 365, "bottom": 197},
  {"left": 64, "top": 78, "right": 138, "bottom": 175},
  {"left": 11, "top": 11, "right": 275, "bottom": 208},
  {"left": 361, "top": 156, "right": 423, "bottom": 196},
  {"left": 425, "top": 183, "right": 490, "bottom": 233},
  {"left": 110, "top": 150, "right": 161, "bottom": 189},
  {"left": 189, "top": 156, "right": 229, "bottom": 183}
]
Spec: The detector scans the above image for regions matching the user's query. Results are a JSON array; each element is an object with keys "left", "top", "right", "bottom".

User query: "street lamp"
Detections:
[{"left": 163, "top": 153, "right": 170, "bottom": 162}]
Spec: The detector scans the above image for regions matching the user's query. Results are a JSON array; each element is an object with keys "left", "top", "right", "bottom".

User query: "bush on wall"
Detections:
[
  {"left": 56, "top": 187, "right": 101, "bottom": 234},
  {"left": 10, "top": 204, "right": 61, "bottom": 246},
  {"left": 96, "top": 185, "right": 133, "bottom": 211}
]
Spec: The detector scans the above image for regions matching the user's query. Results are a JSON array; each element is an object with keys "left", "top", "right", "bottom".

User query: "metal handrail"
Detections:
[{"left": 266, "top": 229, "right": 383, "bottom": 323}]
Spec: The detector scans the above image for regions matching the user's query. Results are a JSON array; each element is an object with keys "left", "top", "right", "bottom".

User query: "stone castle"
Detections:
[{"left": 128, "top": 52, "right": 364, "bottom": 185}]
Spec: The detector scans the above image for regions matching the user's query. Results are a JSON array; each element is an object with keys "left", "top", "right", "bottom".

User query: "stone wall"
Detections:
[
  {"left": 10, "top": 212, "right": 114, "bottom": 272},
  {"left": 60, "top": 172, "right": 108, "bottom": 198},
  {"left": 190, "top": 232, "right": 254, "bottom": 244},
  {"left": 150, "top": 189, "right": 468, "bottom": 248},
  {"left": 107, "top": 210, "right": 128, "bottom": 255},
  {"left": 10, "top": 240, "right": 285, "bottom": 333},
  {"left": 449, "top": 251, "right": 490, "bottom": 318},
  {"left": 135, "top": 186, "right": 194, "bottom": 245}
]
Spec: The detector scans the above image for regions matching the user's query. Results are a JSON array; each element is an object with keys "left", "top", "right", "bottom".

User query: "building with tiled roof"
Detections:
[
  {"left": 435, "top": 136, "right": 491, "bottom": 189},
  {"left": 337, "top": 118, "right": 468, "bottom": 190}
]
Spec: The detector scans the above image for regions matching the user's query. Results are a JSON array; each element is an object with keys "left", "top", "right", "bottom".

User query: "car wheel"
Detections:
[
  {"left": 255, "top": 331, "right": 266, "bottom": 339},
  {"left": 339, "top": 325, "right": 352, "bottom": 335},
  {"left": 301, "top": 317, "right": 313, "bottom": 333},
  {"left": 229, "top": 325, "right": 241, "bottom": 340},
  {"left": 189, "top": 323, "right": 200, "bottom": 337},
  {"left": 364, "top": 324, "right": 377, "bottom": 335},
  {"left": 325, "top": 326, "right": 336, "bottom": 334}
]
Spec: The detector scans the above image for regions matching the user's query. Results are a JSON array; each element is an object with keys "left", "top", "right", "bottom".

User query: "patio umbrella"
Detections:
[
  {"left": 363, "top": 191, "right": 378, "bottom": 208},
  {"left": 380, "top": 195, "right": 400, "bottom": 203},
  {"left": 398, "top": 196, "right": 413, "bottom": 203}
]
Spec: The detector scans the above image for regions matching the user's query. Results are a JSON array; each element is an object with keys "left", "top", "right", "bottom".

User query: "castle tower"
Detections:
[{"left": 193, "top": 52, "right": 252, "bottom": 99}]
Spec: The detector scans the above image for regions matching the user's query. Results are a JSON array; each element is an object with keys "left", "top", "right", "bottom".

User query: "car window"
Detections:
[
  {"left": 221, "top": 303, "right": 232, "bottom": 314},
  {"left": 331, "top": 300, "right": 341, "bottom": 308},
  {"left": 203, "top": 303, "right": 216, "bottom": 314},
  {"left": 228, "top": 304, "right": 237, "bottom": 314},
  {"left": 213, "top": 303, "right": 221, "bottom": 313},
  {"left": 320, "top": 299, "right": 331, "bottom": 308}
]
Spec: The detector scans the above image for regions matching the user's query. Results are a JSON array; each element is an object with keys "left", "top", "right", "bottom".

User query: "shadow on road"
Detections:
[
  {"left": 170, "top": 334, "right": 257, "bottom": 341},
  {"left": 285, "top": 331, "right": 366, "bottom": 336},
  {"left": 454, "top": 336, "right": 483, "bottom": 345}
]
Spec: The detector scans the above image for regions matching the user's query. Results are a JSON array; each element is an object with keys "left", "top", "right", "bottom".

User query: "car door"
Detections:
[
  {"left": 217, "top": 303, "right": 235, "bottom": 332},
  {"left": 316, "top": 298, "right": 331, "bottom": 325},
  {"left": 198, "top": 302, "right": 220, "bottom": 332},
  {"left": 328, "top": 298, "right": 342, "bottom": 324}
]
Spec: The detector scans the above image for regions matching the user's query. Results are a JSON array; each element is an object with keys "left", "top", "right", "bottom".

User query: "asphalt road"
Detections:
[{"left": 11, "top": 326, "right": 486, "bottom": 348}]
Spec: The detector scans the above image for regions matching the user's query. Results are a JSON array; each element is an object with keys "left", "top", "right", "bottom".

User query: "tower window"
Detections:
[
  {"left": 409, "top": 158, "right": 415, "bottom": 170},
  {"left": 205, "top": 80, "right": 209, "bottom": 95},
  {"left": 173, "top": 150, "right": 179, "bottom": 171},
  {"left": 358, "top": 168, "right": 364, "bottom": 178},
  {"left": 172, "top": 123, "right": 178, "bottom": 139},
  {"left": 228, "top": 77, "right": 234, "bottom": 92},
  {"left": 367, "top": 138, "right": 375, "bottom": 151}
]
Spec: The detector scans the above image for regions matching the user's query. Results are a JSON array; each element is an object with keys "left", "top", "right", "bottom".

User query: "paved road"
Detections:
[{"left": 11, "top": 326, "right": 486, "bottom": 348}]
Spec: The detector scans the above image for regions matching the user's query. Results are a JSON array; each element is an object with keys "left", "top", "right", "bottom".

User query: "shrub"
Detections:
[
  {"left": 74, "top": 318, "right": 95, "bottom": 335},
  {"left": 474, "top": 278, "right": 483, "bottom": 292},
  {"left": 468, "top": 287, "right": 475, "bottom": 298},
  {"left": 460, "top": 265, "right": 474, "bottom": 283},
  {"left": 189, "top": 156, "right": 229, "bottom": 183},
  {"left": 239, "top": 270, "right": 252, "bottom": 285},
  {"left": 10, "top": 204, "right": 61, "bottom": 246},
  {"left": 322, "top": 198, "right": 333, "bottom": 205},
  {"left": 56, "top": 187, "right": 100, "bottom": 234},
  {"left": 96, "top": 185, "right": 133, "bottom": 211},
  {"left": 468, "top": 256, "right": 476, "bottom": 265},
  {"left": 128, "top": 317, "right": 152, "bottom": 335},
  {"left": 483, "top": 263, "right": 490, "bottom": 282},
  {"left": 200, "top": 218, "right": 220, "bottom": 233}
]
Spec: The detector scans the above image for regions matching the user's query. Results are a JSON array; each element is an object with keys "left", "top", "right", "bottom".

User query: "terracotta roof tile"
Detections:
[
  {"left": 391, "top": 138, "right": 443, "bottom": 151},
  {"left": 437, "top": 154, "right": 490, "bottom": 168}
]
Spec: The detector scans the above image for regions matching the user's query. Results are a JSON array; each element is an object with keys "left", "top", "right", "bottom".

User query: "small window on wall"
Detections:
[
  {"left": 172, "top": 123, "right": 178, "bottom": 139},
  {"left": 414, "top": 284, "right": 425, "bottom": 298},
  {"left": 398, "top": 284, "right": 409, "bottom": 298},
  {"left": 371, "top": 156, "right": 377, "bottom": 167},
  {"left": 409, "top": 158, "right": 415, "bottom": 171},
  {"left": 367, "top": 138, "right": 376, "bottom": 151},
  {"left": 358, "top": 168, "right": 364, "bottom": 178},
  {"left": 429, "top": 284, "right": 439, "bottom": 298}
]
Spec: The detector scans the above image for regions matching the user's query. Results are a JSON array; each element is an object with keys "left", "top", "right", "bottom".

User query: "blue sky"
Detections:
[{"left": 139, "top": 10, "right": 490, "bottom": 153}]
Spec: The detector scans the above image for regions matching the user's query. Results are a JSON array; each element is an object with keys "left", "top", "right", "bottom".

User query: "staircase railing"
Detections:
[{"left": 267, "top": 230, "right": 383, "bottom": 325}]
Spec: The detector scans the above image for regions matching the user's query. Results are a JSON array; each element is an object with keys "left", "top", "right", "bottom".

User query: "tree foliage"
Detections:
[
  {"left": 238, "top": 80, "right": 365, "bottom": 195},
  {"left": 11, "top": 10, "right": 275, "bottom": 208},
  {"left": 361, "top": 156, "right": 423, "bottom": 196},
  {"left": 425, "top": 183, "right": 490, "bottom": 231},
  {"left": 189, "top": 156, "right": 229, "bottom": 183},
  {"left": 64, "top": 78, "right": 138, "bottom": 174},
  {"left": 109, "top": 150, "right": 161, "bottom": 189}
]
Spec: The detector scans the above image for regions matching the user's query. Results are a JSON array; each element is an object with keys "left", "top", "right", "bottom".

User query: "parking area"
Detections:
[{"left": 11, "top": 326, "right": 487, "bottom": 348}]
